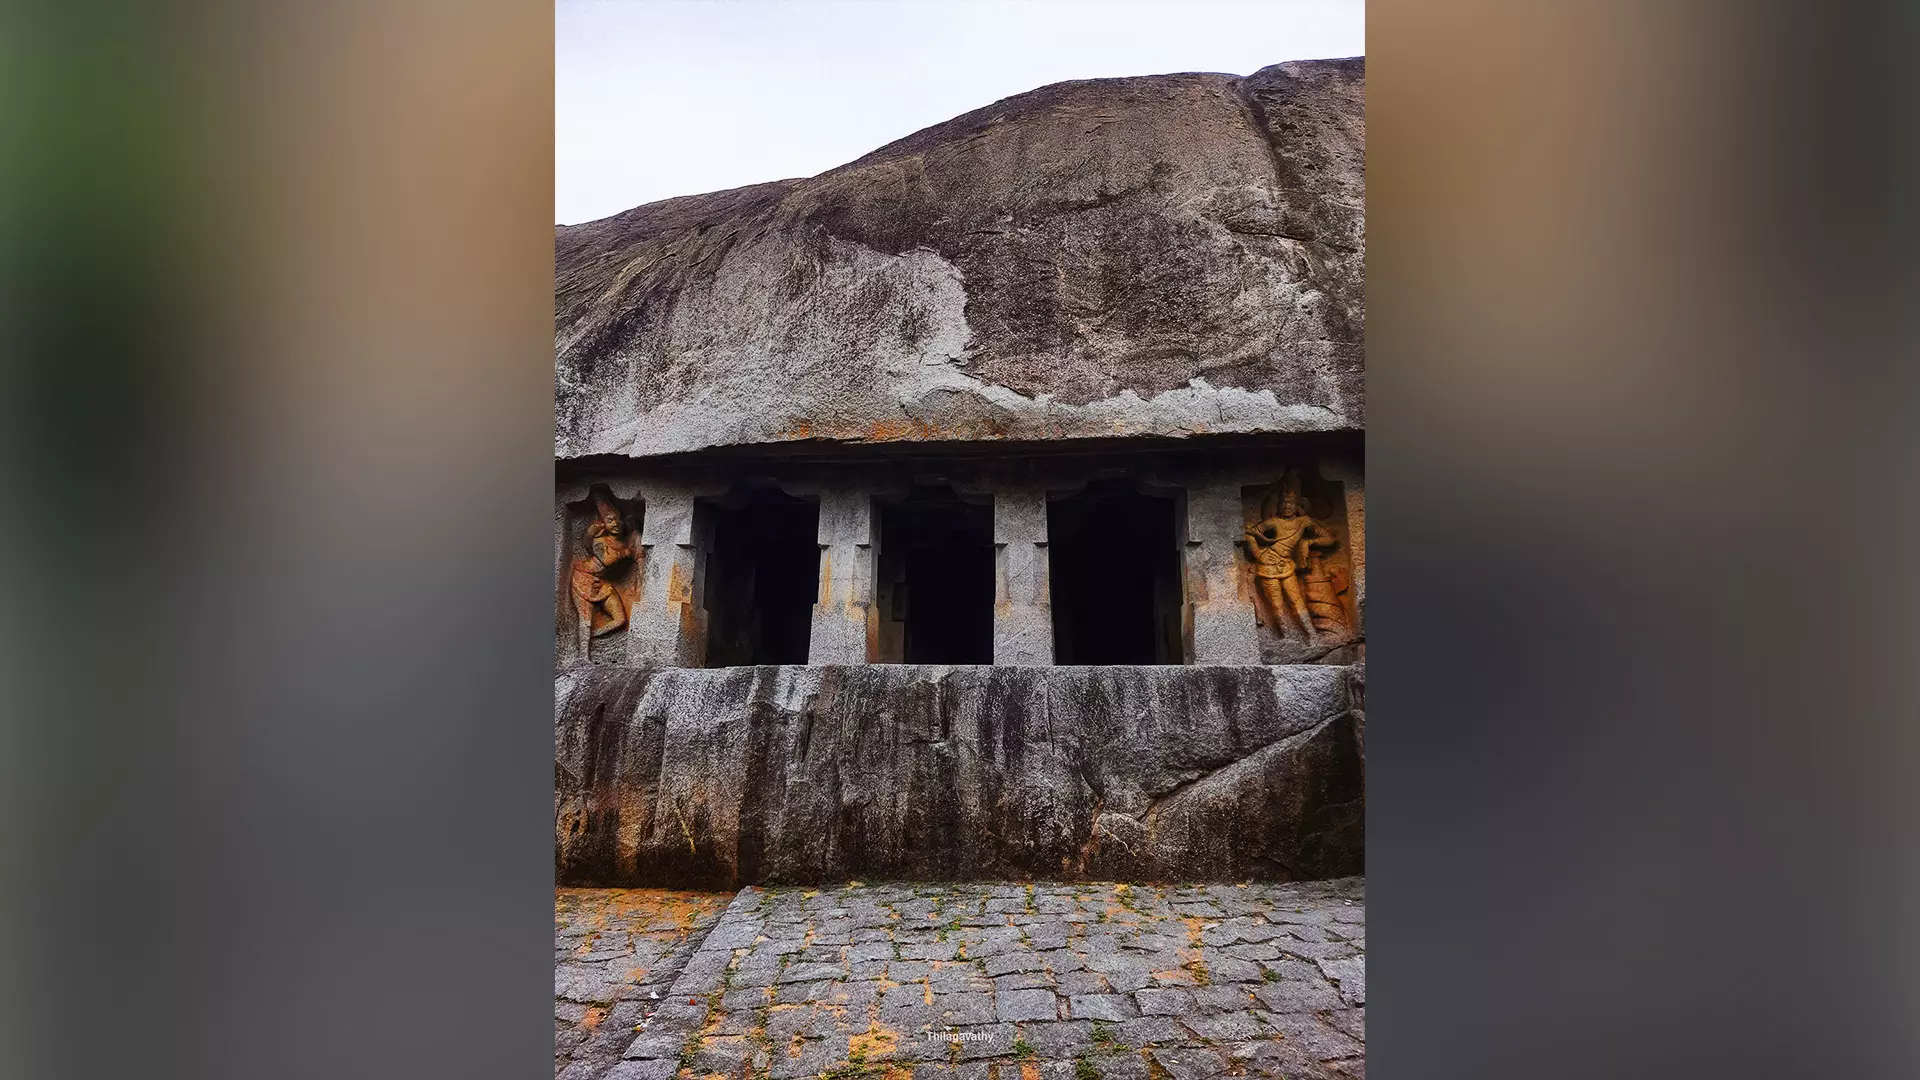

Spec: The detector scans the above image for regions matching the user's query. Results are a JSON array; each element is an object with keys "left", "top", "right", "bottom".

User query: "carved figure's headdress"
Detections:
[
  {"left": 587, "top": 490, "right": 625, "bottom": 534},
  {"left": 590, "top": 490, "right": 625, "bottom": 533},
  {"left": 1260, "top": 470, "right": 1306, "bottom": 520}
]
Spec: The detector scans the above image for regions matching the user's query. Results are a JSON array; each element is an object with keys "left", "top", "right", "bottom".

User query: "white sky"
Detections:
[{"left": 556, "top": 0, "right": 1364, "bottom": 224}]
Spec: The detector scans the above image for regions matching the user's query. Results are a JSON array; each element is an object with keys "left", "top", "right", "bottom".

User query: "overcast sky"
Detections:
[{"left": 557, "top": 0, "right": 1364, "bottom": 224}]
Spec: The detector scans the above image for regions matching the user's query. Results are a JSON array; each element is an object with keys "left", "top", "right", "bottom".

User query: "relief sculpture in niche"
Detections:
[
  {"left": 571, "top": 491, "right": 635, "bottom": 639},
  {"left": 1241, "top": 470, "right": 1352, "bottom": 642}
]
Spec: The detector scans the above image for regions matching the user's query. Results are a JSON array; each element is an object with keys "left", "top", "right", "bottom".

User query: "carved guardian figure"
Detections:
[
  {"left": 570, "top": 492, "right": 634, "bottom": 639},
  {"left": 1241, "top": 470, "right": 1342, "bottom": 641}
]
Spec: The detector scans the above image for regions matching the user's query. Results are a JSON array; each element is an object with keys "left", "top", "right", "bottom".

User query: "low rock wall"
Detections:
[{"left": 555, "top": 663, "right": 1363, "bottom": 888}]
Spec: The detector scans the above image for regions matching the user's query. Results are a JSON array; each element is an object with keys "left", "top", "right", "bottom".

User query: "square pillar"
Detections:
[
  {"left": 993, "top": 488, "right": 1053, "bottom": 665},
  {"left": 808, "top": 489, "right": 875, "bottom": 663},
  {"left": 1185, "top": 478, "right": 1263, "bottom": 664},
  {"left": 629, "top": 487, "right": 704, "bottom": 667}
]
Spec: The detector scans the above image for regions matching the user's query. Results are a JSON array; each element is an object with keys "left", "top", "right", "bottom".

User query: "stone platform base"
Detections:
[{"left": 556, "top": 665, "right": 1363, "bottom": 888}]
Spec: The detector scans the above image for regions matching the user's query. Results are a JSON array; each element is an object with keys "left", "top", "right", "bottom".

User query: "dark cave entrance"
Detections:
[
  {"left": 878, "top": 486, "right": 994, "bottom": 664},
  {"left": 700, "top": 488, "right": 820, "bottom": 667},
  {"left": 1047, "top": 480, "right": 1183, "bottom": 665}
]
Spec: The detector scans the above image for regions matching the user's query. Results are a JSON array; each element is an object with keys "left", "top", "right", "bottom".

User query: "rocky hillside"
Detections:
[{"left": 556, "top": 58, "right": 1363, "bottom": 459}]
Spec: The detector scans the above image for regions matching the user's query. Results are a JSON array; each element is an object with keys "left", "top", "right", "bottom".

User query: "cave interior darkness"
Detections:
[
  {"left": 1047, "top": 480, "right": 1183, "bottom": 665},
  {"left": 700, "top": 488, "right": 820, "bottom": 667}
]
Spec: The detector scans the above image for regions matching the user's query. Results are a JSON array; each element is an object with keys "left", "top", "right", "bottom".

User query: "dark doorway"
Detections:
[
  {"left": 1048, "top": 481, "right": 1183, "bottom": 665},
  {"left": 700, "top": 488, "right": 820, "bottom": 666},
  {"left": 877, "top": 487, "right": 994, "bottom": 664}
]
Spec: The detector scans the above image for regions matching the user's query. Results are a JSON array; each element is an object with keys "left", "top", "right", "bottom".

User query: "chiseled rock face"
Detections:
[
  {"left": 554, "top": 664, "right": 1364, "bottom": 887},
  {"left": 556, "top": 58, "right": 1364, "bottom": 459}
]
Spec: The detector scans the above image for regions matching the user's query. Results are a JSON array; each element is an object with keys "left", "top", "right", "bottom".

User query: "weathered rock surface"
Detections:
[
  {"left": 555, "top": 664, "right": 1364, "bottom": 887},
  {"left": 555, "top": 58, "right": 1364, "bottom": 459}
]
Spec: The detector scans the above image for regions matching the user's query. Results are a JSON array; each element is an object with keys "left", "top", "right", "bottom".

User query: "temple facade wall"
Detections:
[
  {"left": 555, "top": 440, "right": 1365, "bottom": 671},
  {"left": 553, "top": 58, "right": 1367, "bottom": 891}
]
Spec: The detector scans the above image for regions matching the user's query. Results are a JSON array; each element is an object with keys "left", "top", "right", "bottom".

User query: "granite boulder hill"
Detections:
[{"left": 555, "top": 58, "right": 1364, "bottom": 459}]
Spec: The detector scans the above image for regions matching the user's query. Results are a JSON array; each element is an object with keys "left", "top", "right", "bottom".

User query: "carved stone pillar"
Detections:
[
  {"left": 808, "top": 488, "right": 875, "bottom": 664},
  {"left": 1185, "top": 477, "right": 1263, "bottom": 664},
  {"left": 628, "top": 486, "right": 704, "bottom": 667},
  {"left": 993, "top": 488, "right": 1053, "bottom": 665}
]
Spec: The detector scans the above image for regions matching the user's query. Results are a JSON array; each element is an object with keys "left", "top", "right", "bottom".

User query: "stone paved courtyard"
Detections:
[
  {"left": 558, "top": 880, "right": 1364, "bottom": 1080},
  {"left": 557, "top": 889, "right": 735, "bottom": 1079}
]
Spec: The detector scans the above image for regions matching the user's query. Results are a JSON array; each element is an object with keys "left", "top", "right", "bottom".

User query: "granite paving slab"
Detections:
[
  {"left": 559, "top": 879, "right": 1363, "bottom": 1079},
  {"left": 554, "top": 889, "right": 733, "bottom": 1080}
]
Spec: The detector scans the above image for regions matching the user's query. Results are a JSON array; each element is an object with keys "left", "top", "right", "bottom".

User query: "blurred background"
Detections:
[{"left": 1, "top": 1, "right": 1914, "bottom": 1078}]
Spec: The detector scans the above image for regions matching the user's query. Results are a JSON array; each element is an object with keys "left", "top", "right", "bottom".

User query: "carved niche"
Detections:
[
  {"left": 569, "top": 488, "right": 638, "bottom": 641},
  {"left": 1240, "top": 468, "right": 1356, "bottom": 658}
]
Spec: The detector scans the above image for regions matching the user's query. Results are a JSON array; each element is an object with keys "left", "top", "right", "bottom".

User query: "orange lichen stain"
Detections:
[
  {"left": 1021, "top": 1063, "right": 1043, "bottom": 1080},
  {"left": 865, "top": 418, "right": 938, "bottom": 442},
  {"left": 1182, "top": 956, "right": 1211, "bottom": 986},
  {"left": 922, "top": 980, "right": 934, "bottom": 1006},
  {"left": 579, "top": 1005, "right": 608, "bottom": 1032},
  {"left": 977, "top": 417, "right": 1012, "bottom": 440},
  {"left": 1150, "top": 966, "right": 1198, "bottom": 986},
  {"left": 849, "top": 1025, "right": 900, "bottom": 1061},
  {"left": 678, "top": 599, "right": 703, "bottom": 652},
  {"left": 666, "top": 562, "right": 693, "bottom": 604},
  {"left": 554, "top": 888, "right": 730, "bottom": 939}
]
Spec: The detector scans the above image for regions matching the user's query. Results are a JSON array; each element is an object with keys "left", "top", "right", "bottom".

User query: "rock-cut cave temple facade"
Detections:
[{"left": 554, "top": 58, "right": 1365, "bottom": 890}]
